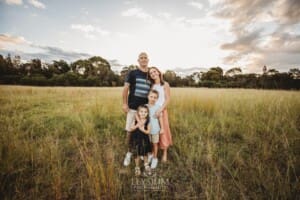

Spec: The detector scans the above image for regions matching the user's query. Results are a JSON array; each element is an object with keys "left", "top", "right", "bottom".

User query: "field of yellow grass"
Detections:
[{"left": 0, "top": 86, "right": 299, "bottom": 199}]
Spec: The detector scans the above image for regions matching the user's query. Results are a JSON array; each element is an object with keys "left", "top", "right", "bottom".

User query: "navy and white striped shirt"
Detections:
[{"left": 125, "top": 69, "right": 151, "bottom": 110}]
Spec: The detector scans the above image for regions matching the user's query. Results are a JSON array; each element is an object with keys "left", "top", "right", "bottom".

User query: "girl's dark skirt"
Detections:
[{"left": 130, "top": 130, "right": 152, "bottom": 156}]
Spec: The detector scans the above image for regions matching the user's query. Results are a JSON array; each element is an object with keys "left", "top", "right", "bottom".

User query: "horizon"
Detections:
[
  {"left": 1, "top": 52, "right": 296, "bottom": 77},
  {"left": 1, "top": 0, "right": 300, "bottom": 74}
]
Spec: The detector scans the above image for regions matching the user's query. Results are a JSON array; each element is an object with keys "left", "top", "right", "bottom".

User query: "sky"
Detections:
[{"left": 0, "top": 0, "right": 300, "bottom": 74}]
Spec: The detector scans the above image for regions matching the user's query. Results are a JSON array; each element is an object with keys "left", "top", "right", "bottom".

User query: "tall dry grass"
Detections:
[{"left": 0, "top": 86, "right": 299, "bottom": 199}]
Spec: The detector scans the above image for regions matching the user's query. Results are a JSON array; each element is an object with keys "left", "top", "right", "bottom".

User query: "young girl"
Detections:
[
  {"left": 129, "top": 105, "right": 152, "bottom": 176},
  {"left": 148, "top": 67, "right": 173, "bottom": 162}
]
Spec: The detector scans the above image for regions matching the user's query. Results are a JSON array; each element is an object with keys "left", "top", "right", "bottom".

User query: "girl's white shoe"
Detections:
[
  {"left": 151, "top": 158, "right": 158, "bottom": 169},
  {"left": 123, "top": 152, "right": 132, "bottom": 166}
]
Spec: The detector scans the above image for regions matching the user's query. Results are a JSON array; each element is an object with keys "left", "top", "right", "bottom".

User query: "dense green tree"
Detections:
[
  {"left": 71, "top": 59, "right": 90, "bottom": 76},
  {"left": 289, "top": 68, "right": 300, "bottom": 79},
  {"left": 266, "top": 69, "right": 279, "bottom": 75},
  {"left": 201, "top": 67, "right": 223, "bottom": 81},
  {"left": 2, "top": 54, "right": 18, "bottom": 75},
  {"left": 164, "top": 70, "right": 177, "bottom": 86},
  {"left": 5, "top": 54, "right": 13, "bottom": 69},
  {"left": 12, "top": 55, "right": 21, "bottom": 69},
  {"left": 70, "top": 56, "right": 113, "bottom": 85},
  {"left": 119, "top": 65, "right": 138, "bottom": 84},
  {"left": 0, "top": 55, "right": 6, "bottom": 76},
  {"left": 225, "top": 67, "right": 242, "bottom": 77},
  {"left": 0, "top": 53, "right": 299, "bottom": 89},
  {"left": 52, "top": 60, "right": 70, "bottom": 74},
  {"left": 30, "top": 59, "right": 42, "bottom": 74}
]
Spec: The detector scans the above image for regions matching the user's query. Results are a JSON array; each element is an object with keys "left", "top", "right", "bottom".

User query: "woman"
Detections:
[{"left": 148, "top": 66, "right": 173, "bottom": 162}]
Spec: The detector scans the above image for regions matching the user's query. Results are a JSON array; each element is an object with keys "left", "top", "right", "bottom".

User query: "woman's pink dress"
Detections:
[
  {"left": 160, "top": 109, "right": 173, "bottom": 149},
  {"left": 152, "top": 83, "right": 173, "bottom": 149}
]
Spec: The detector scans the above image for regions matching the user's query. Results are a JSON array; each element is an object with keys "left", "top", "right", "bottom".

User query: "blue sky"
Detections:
[{"left": 1, "top": 0, "right": 300, "bottom": 74}]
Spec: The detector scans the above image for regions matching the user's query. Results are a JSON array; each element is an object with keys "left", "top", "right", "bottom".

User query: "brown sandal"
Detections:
[
  {"left": 135, "top": 167, "right": 141, "bottom": 176},
  {"left": 144, "top": 163, "right": 152, "bottom": 176}
]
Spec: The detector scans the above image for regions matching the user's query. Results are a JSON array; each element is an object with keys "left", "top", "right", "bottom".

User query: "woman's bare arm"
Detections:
[{"left": 155, "top": 82, "right": 170, "bottom": 117}]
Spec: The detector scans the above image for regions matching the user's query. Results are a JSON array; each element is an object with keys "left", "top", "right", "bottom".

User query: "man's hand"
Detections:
[
  {"left": 137, "top": 121, "right": 144, "bottom": 129},
  {"left": 122, "top": 104, "right": 129, "bottom": 113},
  {"left": 135, "top": 113, "right": 141, "bottom": 122}
]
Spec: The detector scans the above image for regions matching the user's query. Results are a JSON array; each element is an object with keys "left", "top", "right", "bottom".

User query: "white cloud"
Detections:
[
  {"left": 71, "top": 24, "right": 95, "bottom": 33},
  {"left": 0, "top": 34, "right": 41, "bottom": 56},
  {"left": 30, "top": 13, "right": 38, "bottom": 17},
  {"left": 2, "top": 1, "right": 296, "bottom": 73},
  {"left": 273, "top": 0, "right": 300, "bottom": 25},
  {"left": 124, "top": 0, "right": 134, "bottom": 5},
  {"left": 81, "top": 8, "right": 89, "bottom": 15},
  {"left": 71, "top": 24, "right": 110, "bottom": 39},
  {"left": 210, "top": 0, "right": 300, "bottom": 72},
  {"left": 84, "top": 33, "right": 97, "bottom": 40},
  {"left": 28, "top": 0, "right": 45, "bottom": 9},
  {"left": 188, "top": 1, "right": 204, "bottom": 10},
  {"left": 207, "top": 0, "right": 223, "bottom": 7},
  {"left": 158, "top": 12, "right": 172, "bottom": 20},
  {"left": 121, "top": 7, "right": 153, "bottom": 21},
  {"left": 0, "top": 33, "right": 92, "bottom": 62},
  {"left": 5, "top": 0, "right": 23, "bottom": 5},
  {"left": 116, "top": 32, "right": 130, "bottom": 38},
  {"left": 0, "top": 34, "right": 28, "bottom": 49}
]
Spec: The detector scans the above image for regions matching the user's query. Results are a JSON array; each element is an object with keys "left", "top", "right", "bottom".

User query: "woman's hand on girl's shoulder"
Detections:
[
  {"left": 160, "top": 128, "right": 164, "bottom": 134},
  {"left": 155, "top": 108, "right": 163, "bottom": 118},
  {"left": 164, "top": 81, "right": 170, "bottom": 88}
]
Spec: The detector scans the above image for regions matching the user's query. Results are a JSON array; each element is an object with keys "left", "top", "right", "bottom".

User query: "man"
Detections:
[{"left": 122, "top": 52, "right": 151, "bottom": 166}]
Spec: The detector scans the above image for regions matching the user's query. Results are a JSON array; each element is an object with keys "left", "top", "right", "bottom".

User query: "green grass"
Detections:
[{"left": 0, "top": 86, "right": 299, "bottom": 199}]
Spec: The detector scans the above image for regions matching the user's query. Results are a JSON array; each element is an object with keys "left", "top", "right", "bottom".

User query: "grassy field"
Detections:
[{"left": 0, "top": 86, "right": 299, "bottom": 199}]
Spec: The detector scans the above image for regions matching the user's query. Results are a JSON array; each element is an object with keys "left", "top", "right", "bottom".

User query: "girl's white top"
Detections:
[{"left": 152, "top": 83, "right": 165, "bottom": 107}]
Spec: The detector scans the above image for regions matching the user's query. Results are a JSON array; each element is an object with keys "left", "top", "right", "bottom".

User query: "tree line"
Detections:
[{"left": 0, "top": 54, "right": 299, "bottom": 89}]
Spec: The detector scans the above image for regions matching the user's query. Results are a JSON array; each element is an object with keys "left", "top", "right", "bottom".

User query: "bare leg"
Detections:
[
  {"left": 143, "top": 156, "right": 148, "bottom": 164},
  {"left": 143, "top": 156, "right": 151, "bottom": 175},
  {"left": 153, "top": 143, "right": 158, "bottom": 158},
  {"left": 150, "top": 144, "right": 159, "bottom": 169},
  {"left": 134, "top": 156, "right": 141, "bottom": 176},
  {"left": 135, "top": 156, "right": 140, "bottom": 167},
  {"left": 123, "top": 132, "right": 132, "bottom": 167},
  {"left": 162, "top": 148, "right": 168, "bottom": 162},
  {"left": 126, "top": 132, "right": 131, "bottom": 148}
]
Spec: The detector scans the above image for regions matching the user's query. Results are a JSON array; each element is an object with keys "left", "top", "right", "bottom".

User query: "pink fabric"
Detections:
[{"left": 159, "top": 109, "right": 173, "bottom": 149}]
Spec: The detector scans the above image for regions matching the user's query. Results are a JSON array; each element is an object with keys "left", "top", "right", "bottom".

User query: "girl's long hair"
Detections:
[
  {"left": 148, "top": 66, "right": 165, "bottom": 86},
  {"left": 137, "top": 105, "right": 150, "bottom": 126}
]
